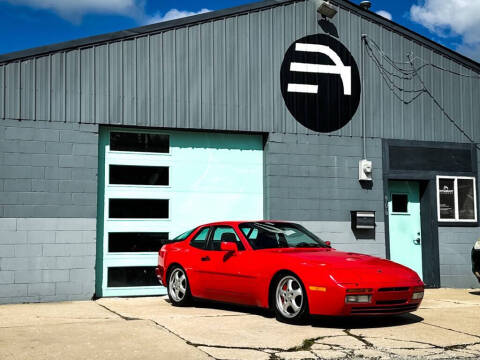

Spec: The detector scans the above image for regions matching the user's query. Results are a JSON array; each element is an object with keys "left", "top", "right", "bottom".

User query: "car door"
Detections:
[
  {"left": 185, "top": 226, "right": 212, "bottom": 298},
  {"left": 200, "top": 226, "right": 258, "bottom": 305}
]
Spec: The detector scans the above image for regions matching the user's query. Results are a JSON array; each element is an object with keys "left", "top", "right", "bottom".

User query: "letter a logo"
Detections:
[{"left": 280, "top": 34, "right": 361, "bottom": 133}]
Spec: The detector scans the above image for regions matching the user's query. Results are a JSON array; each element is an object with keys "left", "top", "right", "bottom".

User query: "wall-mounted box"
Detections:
[{"left": 351, "top": 211, "right": 376, "bottom": 230}]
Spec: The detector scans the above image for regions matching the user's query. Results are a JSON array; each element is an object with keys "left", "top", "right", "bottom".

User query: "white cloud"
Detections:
[
  {"left": 1, "top": 0, "right": 142, "bottom": 22},
  {"left": 376, "top": 10, "right": 392, "bottom": 21},
  {"left": 146, "top": 8, "right": 211, "bottom": 25},
  {"left": 410, "top": 0, "right": 480, "bottom": 61}
]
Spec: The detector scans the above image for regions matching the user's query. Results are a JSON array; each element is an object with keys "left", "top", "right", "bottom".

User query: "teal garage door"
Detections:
[{"left": 96, "top": 128, "right": 264, "bottom": 297}]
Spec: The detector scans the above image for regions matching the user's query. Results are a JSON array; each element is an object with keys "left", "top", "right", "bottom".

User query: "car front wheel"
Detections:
[
  {"left": 167, "top": 266, "right": 191, "bottom": 306},
  {"left": 274, "top": 274, "right": 308, "bottom": 323}
]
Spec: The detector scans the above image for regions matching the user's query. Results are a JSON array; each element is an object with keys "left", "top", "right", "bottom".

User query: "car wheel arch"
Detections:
[{"left": 268, "top": 270, "right": 308, "bottom": 310}]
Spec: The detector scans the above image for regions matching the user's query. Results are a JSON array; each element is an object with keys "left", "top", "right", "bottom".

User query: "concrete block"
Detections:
[
  {"left": 55, "top": 281, "right": 83, "bottom": 295},
  {"left": 56, "top": 256, "right": 95, "bottom": 269},
  {"left": 31, "top": 154, "right": 59, "bottom": 167},
  {"left": 55, "top": 231, "right": 82, "bottom": 244},
  {"left": 0, "top": 165, "right": 44, "bottom": 179},
  {"left": 3, "top": 153, "right": 32, "bottom": 166},
  {"left": 0, "top": 218, "right": 17, "bottom": 231},
  {"left": 14, "top": 244, "right": 42, "bottom": 257},
  {"left": 0, "top": 284, "right": 28, "bottom": 298},
  {"left": 27, "top": 230, "right": 56, "bottom": 244},
  {"left": 46, "top": 142, "right": 73, "bottom": 155},
  {"left": 82, "top": 231, "right": 96, "bottom": 243},
  {"left": 69, "top": 268, "right": 94, "bottom": 282},
  {"left": 0, "top": 271, "right": 14, "bottom": 284},
  {"left": 32, "top": 179, "right": 59, "bottom": 192},
  {"left": 15, "top": 270, "right": 42, "bottom": 284},
  {"left": 0, "top": 257, "right": 30, "bottom": 271},
  {"left": 59, "top": 180, "right": 97, "bottom": 193},
  {"left": 42, "top": 243, "right": 68, "bottom": 257},
  {"left": 58, "top": 218, "right": 96, "bottom": 231},
  {"left": 5, "top": 127, "right": 59, "bottom": 142},
  {"left": 71, "top": 168, "right": 97, "bottom": 181},
  {"left": 60, "top": 130, "right": 98, "bottom": 144},
  {"left": 73, "top": 143, "right": 98, "bottom": 156},
  {"left": 42, "top": 269, "right": 70, "bottom": 282},
  {"left": 0, "top": 231, "right": 27, "bottom": 244},
  {"left": 18, "top": 218, "right": 58, "bottom": 231},
  {"left": 67, "top": 243, "right": 95, "bottom": 256},
  {"left": 27, "top": 283, "right": 55, "bottom": 296},
  {"left": 72, "top": 193, "right": 97, "bottom": 206},
  {"left": 4, "top": 179, "right": 31, "bottom": 191},
  {"left": 45, "top": 167, "right": 72, "bottom": 180},
  {"left": 28, "top": 257, "right": 57, "bottom": 270}
]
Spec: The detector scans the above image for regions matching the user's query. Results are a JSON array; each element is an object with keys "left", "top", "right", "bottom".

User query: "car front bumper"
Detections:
[{"left": 307, "top": 282, "right": 423, "bottom": 316}]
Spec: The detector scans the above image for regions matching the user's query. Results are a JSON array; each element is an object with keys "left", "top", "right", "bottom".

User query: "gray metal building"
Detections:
[{"left": 0, "top": 0, "right": 479, "bottom": 304}]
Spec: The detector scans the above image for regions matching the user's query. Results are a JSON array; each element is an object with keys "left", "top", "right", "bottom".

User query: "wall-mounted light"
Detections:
[{"left": 314, "top": 0, "right": 338, "bottom": 19}]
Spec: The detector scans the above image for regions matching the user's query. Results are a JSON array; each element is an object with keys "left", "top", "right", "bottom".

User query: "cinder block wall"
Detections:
[
  {"left": 264, "top": 133, "right": 386, "bottom": 258},
  {"left": 0, "top": 120, "right": 98, "bottom": 304}
]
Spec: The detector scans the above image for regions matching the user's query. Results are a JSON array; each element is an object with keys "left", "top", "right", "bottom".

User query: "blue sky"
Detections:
[{"left": 0, "top": 0, "right": 479, "bottom": 61}]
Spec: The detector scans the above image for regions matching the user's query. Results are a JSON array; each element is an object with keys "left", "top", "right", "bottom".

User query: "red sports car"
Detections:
[{"left": 156, "top": 221, "right": 424, "bottom": 323}]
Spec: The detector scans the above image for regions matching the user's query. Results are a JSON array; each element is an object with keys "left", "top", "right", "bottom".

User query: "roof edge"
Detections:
[
  {"left": 0, "top": 0, "right": 295, "bottom": 64},
  {"left": 333, "top": 0, "right": 480, "bottom": 72},
  {"left": 0, "top": 0, "right": 479, "bottom": 73}
]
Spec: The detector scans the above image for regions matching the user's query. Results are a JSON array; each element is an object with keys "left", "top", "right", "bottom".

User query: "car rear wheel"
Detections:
[
  {"left": 167, "top": 266, "right": 191, "bottom": 306},
  {"left": 274, "top": 274, "right": 308, "bottom": 323}
]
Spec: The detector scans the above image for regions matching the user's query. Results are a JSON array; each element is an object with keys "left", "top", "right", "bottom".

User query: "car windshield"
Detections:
[{"left": 239, "top": 222, "right": 328, "bottom": 250}]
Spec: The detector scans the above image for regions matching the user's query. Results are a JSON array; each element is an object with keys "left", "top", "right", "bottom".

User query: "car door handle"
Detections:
[{"left": 201, "top": 256, "right": 210, "bottom": 262}]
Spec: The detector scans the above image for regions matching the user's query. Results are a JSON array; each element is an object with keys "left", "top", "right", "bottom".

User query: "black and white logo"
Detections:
[{"left": 280, "top": 34, "right": 361, "bottom": 133}]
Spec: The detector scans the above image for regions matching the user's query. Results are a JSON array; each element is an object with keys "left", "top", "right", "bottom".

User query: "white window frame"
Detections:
[{"left": 436, "top": 175, "right": 477, "bottom": 223}]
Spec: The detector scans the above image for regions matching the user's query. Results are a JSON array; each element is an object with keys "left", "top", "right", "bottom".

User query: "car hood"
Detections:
[{"left": 267, "top": 248, "right": 421, "bottom": 283}]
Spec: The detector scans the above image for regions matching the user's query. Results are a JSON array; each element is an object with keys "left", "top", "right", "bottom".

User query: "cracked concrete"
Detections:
[{"left": 0, "top": 289, "right": 479, "bottom": 360}]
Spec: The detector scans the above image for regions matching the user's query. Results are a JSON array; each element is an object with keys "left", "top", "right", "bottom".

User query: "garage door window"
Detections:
[
  {"left": 107, "top": 267, "right": 159, "bottom": 287},
  {"left": 109, "top": 199, "right": 169, "bottom": 219},
  {"left": 108, "top": 232, "right": 168, "bottom": 253},
  {"left": 109, "top": 165, "right": 169, "bottom": 186},
  {"left": 110, "top": 132, "right": 169, "bottom": 153}
]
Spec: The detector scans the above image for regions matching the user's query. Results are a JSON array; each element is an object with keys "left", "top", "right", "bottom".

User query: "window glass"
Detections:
[
  {"left": 239, "top": 222, "right": 328, "bottom": 250},
  {"left": 107, "top": 267, "right": 159, "bottom": 287},
  {"left": 458, "top": 178, "right": 475, "bottom": 220},
  {"left": 190, "top": 227, "right": 210, "bottom": 249},
  {"left": 438, "top": 178, "right": 455, "bottom": 220},
  {"left": 109, "top": 165, "right": 169, "bottom": 186},
  {"left": 108, "top": 232, "right": 168, "bottom": 252},
  {"left": 110, "top": 132, "right": 169, "bottom": 153},
  {"left": 210, "top": 226, "right": 245, "bottom": 251},
  {"left": 173, "top": 229, "right": 194, "bottom": 241},
  {"left": 109, "top": 199, "right": 169, "bottom": 219},
  {"left": 392, "top": 194, "right": 408, "bottom": 213}
]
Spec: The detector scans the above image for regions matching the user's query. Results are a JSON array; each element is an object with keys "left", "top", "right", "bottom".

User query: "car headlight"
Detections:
[
  {"left": 475, "top": 239, "right": 480, "bottom": 250},
  {"left": 345, "top": 295, "right": 371, "bottom": 303}
]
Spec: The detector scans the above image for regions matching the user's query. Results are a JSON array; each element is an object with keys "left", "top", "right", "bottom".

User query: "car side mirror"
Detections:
[
  {"left": 220, "top": 241, "right": 237, "bottom": 252},
  {"left": 325, "top": 241, "right": 331, "bottom": 247}
]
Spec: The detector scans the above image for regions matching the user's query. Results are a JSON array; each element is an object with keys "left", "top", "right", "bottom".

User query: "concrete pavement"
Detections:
[{"left": 1, "top": 289, "right": 480, "bottom": 359}]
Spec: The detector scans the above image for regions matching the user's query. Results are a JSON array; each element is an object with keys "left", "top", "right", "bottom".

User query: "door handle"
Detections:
[
  {"left": 201, "top": 256, "right": 210, "bottom": 261},
  {"left": 413, "top": 238, "right": 421, "bottom": 245}
]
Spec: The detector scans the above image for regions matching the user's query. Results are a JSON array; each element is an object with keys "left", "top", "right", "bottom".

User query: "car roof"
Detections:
[{"left": 198, "top": 220, "right": 292, "bottom": 227}]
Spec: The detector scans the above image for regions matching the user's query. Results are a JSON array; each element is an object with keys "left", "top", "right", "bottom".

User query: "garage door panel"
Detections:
[{"left": 97, "top": 128, "right": 264, "bottom": 297}]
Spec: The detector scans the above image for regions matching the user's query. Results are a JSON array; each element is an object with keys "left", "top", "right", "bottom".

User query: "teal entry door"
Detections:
[{"left": 388, "top": 181, "right": 423, "bottom": 279}]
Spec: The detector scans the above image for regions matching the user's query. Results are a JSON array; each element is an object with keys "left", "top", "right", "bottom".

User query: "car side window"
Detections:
[
  {"left": 209, "top": 226, "right": 245, "bottom": 251},
  {"left": 190, "top": 227, "right": 210, "bottom": 249}
]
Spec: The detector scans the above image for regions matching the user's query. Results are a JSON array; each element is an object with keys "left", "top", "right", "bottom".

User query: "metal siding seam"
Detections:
[
  {"left": 148, "top": 34, "right": 151, "bottom": 127},
  {"left": 187, "top": 27, "right": 190, "bottom": 129},
  {"left": 282, "top": 5, "right": 286, "bottom": 134},
  {"left": 2, "top": 65, "right": 5, "bottom": 119},
  {"left": 174, "top": 29, "right": 177, "bottom": 129},
  {"left": 93, "top": 46, "right": 96, "bottom": 124},
  {"left": 33, "top": 58, "right": 36, "bottom": 121},
  {"left": 64, "top": 52, "right": 67, "bottom": 123},
  {"left": 224, "top": 18, "right": 227, "bottom": 131},
  {"left": 248, "top": 13, "right": 251, "bottom": 132},
  {"left": 107, "top": 44, "right": 110, "bottom": 125},
  {"left": 18, "top": 61, "right": 21, "bottom": 119},
  {"left": 236, "top": 16, "right": 240, "bottom": 131},
  {"left": 48, "top": 54, "right": 52, "bottom": 121},
  {"left": 79, "top": 49, "right": 82, "bottom": 123},
  {"left": 121, "top": 41, "right": 124, "bottom": 125},
  {"left": 270, "top": 8, "right": 274, "bottom": 133},
  {"left": 135, "top": 37, "right": 138, "bottom": 126}
]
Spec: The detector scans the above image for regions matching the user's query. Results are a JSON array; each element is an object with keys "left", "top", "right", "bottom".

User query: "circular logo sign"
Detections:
[{"left": 280, "top": 34, "right": 361, "bottom": 133}]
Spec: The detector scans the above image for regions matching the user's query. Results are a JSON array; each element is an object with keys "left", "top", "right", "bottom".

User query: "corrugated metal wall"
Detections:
[{"left": 0, "top": 0, "right": 479, "bottom": 143}]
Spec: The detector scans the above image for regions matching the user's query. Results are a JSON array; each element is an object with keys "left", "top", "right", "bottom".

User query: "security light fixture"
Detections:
[
  {"left": 359, "top": 1, "right": 372, "bottom": 10},
  {"left": 315, "top": 0, "right": 338, "bottom": 19}
]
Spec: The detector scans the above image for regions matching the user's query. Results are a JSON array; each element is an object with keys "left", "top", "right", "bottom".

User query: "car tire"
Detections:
[
  {"left": 167, "top": 265, "right": 192, "bottom": 307},
  {"left": 272, "top": 273, "right": 309, "bottom": 324}
]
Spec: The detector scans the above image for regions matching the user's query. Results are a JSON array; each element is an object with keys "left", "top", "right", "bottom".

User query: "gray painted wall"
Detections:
[
  {"left": 0, "top": 120, "right": 98, "bottom": 303},
  {"left": 439, "top": 227, "right": 479, "bottom": 288},
  {"left": 0, "top": 0, "right": 479, "bottom": 145}
]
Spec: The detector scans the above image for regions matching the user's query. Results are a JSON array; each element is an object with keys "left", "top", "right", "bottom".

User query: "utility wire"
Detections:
[{"left": 407, "top": 53, "right": 480, "bottom": 150}]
